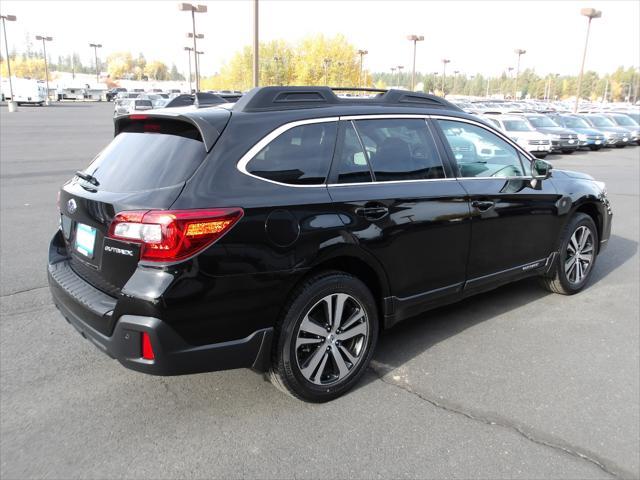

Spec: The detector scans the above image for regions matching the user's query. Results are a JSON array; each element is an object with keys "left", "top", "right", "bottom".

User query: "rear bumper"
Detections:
[{"left": 48, "top": 259, "right": 273, "bottom": 375}]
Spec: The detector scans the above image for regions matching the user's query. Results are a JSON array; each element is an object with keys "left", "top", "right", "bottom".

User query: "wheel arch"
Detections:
[
  {"left": 572, "top": 200, "right": 603, "bottom": 252},
  {"left": 283, "top": 250, "right": 392, "bottom": 330}
]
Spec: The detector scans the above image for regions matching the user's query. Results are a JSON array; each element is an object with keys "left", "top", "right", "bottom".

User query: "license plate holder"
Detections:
[{"left": 75, "top": 223, "right": 97, "bottom": 258}]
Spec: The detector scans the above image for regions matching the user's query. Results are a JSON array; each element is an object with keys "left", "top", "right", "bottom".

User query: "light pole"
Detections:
[
  {"left": 452, "top": 70, "right": 459, "bottom": 94},
  {"left": 441, "top": 58, "right": 450, "bottom": 96},
  {"left": 1, "top": 14, "right": 17, "bottom": 112},
  {"left": 253, "top": 0, "right": 259, "bottom": 87},
  {"left": 396, "top": 65, "right": 404, "bottom": 88},
  {"left": 36, "top": 35, "right": 53, "bottom": 104},
  {"left": 549, "top": 73, "right": 559, "bottom": 101},
  {"left": 390, "top": 67, "right": 396, "bottom": 87},
  {"left": 406, "top": 35, "right": 424, "bottom": 91},
  {"left": 574, "top": 8, "right": 602, "bottom": 112},
  {"left": 179, "top": 3, "right": 207, "bottom": 92},
  {"left": 336, "top": 61, "right": 344, "bottom": 87},
  {"left": 89, "top": 43, "right": 102, "bottom": 85},
  {"left": 186, "top": 32, "right": 204, "bottom": 90},
  {"left": 273, "top": 55, "right": 282, "bottom": 86},
  {"left": 506, "top": 66, "right": 514, "bottom": 98},
  {"left": 357, "top": 49, "right": 368, "bottom": 88},
  {"left": 323, "top": 58, "right": 331, "bottom": 85},
  {"left": 184, "top": 46, "right": 193, "bottom": 92},
  {"left": 195, "top": 50, "right": 204, "bottom": 89},
  {"left": 513, "top": 49, "right": 526, "bottom": 99}
]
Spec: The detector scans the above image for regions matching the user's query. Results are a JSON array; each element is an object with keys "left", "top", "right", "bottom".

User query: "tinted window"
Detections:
[
  {"left": 83, "top": 132, "right": 206, "bottom": 193},
  {"left": 437, "top": 120, "right": 529, "bottom": 178},
  {"left": 335, "top": 122, "right": 372, "bottom": 184},
  {"left": 353, "top": 119, "right": 445, "bottom": 181},
  {"left": 247, "top": 122, "right": 337, "bottom": 185}
]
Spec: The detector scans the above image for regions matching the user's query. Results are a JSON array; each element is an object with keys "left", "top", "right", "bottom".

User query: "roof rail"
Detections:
[{"left": 232, "top": 86, "right": 461, "bottom": 113}]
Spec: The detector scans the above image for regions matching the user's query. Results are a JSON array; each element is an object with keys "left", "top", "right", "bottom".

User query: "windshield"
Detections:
[
  {"left": 612, "top": 115, "right": 638, "bottom": 126},
  {"left": 528, "top": 116, "right": 559, "bottom": 128},
  {"left": 503, "top": 119, "right": 534, "bottom": 132},
  {"left": 135, "top": 100, "right": 153, "bottom": 107},
  {"left": 561, "top": 116, "right": 589, "bottom": 128},
  {"left": 84, "top": 132, "right": 206, "bottom": 193},
  {"left": 588, "top": 116, "right": 615, "bottom": 127}
]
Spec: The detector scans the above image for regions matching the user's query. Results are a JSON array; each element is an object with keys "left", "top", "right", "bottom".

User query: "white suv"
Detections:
[{"left": 482, "top": 114, "right": 552, "bottom": 158}]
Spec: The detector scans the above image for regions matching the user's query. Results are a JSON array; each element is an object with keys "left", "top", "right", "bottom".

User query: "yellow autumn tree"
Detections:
[
  {"left": 200, "top": 34, "right": 366, "bottom": 91},
  {"left": 106, "top": 52, "right": 134, "bottom": 79},
  {"left": 1, "top": 57, "right": 46, "bottom": 79}
]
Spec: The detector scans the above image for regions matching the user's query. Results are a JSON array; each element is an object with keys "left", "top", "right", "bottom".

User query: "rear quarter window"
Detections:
[{"left": 246, "top": 121, "right": 337, "bottom": 185}]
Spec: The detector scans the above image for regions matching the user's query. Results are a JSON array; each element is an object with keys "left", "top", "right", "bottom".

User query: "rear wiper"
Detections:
[{"left": 75, "top": 171, "right": 100, "bottom": 186}]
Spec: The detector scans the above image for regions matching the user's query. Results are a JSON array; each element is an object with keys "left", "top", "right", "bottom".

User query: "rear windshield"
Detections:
[{"left": 82, "top": 132, "right": 206, "bottom": 193}]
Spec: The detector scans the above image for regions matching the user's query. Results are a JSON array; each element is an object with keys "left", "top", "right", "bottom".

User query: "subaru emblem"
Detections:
[{"left": 67, "top": 198, "right": 77, "bottom": 215}]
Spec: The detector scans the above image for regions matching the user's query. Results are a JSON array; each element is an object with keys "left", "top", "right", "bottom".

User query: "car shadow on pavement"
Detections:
[
  {"left": 590, "top": 234, "right": 638, "bottom": 284},
  {"left": 360, "top": 233, "right": 637, "bottom": 386}
]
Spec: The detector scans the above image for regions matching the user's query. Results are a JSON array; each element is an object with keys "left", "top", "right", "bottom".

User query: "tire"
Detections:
[
  {"left": 269, "top": 271, "right": 379, "bottom": 402},
  {"left": 533, "top": 152, "right": 548, "bottom": 159},
  {"left": 561, "top": 149, "right": 574, "bottom": 154},
  {"left": 589, "top": 145, "right": 601, "bottom": 151},
  {"left": 539, "top": 213, "right": 598, "bottom": 295},
  {"left": 615, "top": 144, "right": 625, "bottom": 148}
]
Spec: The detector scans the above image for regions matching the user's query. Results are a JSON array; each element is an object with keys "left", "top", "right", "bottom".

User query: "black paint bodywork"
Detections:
[{"left": 48, "top": 87, "right": 613, "bottom": 376}]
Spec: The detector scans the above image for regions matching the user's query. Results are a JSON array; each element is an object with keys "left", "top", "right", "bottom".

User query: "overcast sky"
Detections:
[{"left": 2, "top": 0, "right": 638, "bottom": 78}]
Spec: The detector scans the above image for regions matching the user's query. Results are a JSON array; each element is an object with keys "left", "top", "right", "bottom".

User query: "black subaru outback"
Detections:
[{"left": 48, "top": 87, "right": 612, "bottom": 402}]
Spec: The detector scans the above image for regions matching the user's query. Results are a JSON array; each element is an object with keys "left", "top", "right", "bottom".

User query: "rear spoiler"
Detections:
[{"left": 114, "top": 109, "right": 231, "bottom": 152}]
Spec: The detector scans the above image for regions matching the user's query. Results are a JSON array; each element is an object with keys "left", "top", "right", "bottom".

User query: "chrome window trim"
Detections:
[
  {"left": 327, "top": 178, "right": 459, "bottom": 187},
  {"left": 235, "top": 113, "right": 536, "bottom": 188},
  {"left": 236, "top": 117, "right": 339, "bottom": 188}
]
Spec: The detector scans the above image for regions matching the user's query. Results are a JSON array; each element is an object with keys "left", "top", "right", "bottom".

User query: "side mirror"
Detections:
[{"left": 533, "top": 159, "right": 552, "bottom": 179}]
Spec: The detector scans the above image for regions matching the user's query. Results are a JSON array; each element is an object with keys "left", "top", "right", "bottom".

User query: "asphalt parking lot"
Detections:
[{"left": 1, "top": 102, "right": 638, "bottom": 479}]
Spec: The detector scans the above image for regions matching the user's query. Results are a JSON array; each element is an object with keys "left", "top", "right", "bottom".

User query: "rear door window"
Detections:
[
  {"left": 83, "top": 129, "right": 206, "bottom": 193},
  {"left": 352, "top": 118, "right": 445, "bottom": 181},
  {"left": 246, "top": 121, "right": 337, "bottom": 185}
]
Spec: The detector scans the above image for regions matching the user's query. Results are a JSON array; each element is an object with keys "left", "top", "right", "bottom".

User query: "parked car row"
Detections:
[{"left": 473, "top": 109, "right": 639, "bottom": 158}]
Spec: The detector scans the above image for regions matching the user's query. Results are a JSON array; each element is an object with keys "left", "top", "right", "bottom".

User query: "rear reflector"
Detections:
[
  {"left": 108, "top": 208, "right": 243, "bottom": 262},
  {"left": 141, "top": 332, "right": 154, "bottom": 360}
]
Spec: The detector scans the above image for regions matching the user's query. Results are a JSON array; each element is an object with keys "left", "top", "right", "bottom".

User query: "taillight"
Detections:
[
  {"left": 141, "top": 332, "right": 155, "bottom": 360},
  {"left": 108, "top": 208, "right": 243, "bottom": 262}
]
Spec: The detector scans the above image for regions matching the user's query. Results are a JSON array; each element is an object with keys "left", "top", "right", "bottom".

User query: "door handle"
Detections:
[
  {"left": 355, "top": 205, "right": 389, "bottom": 220},
  {"left": 471, "top": 200, "right": 495, "bottom": 212}
]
